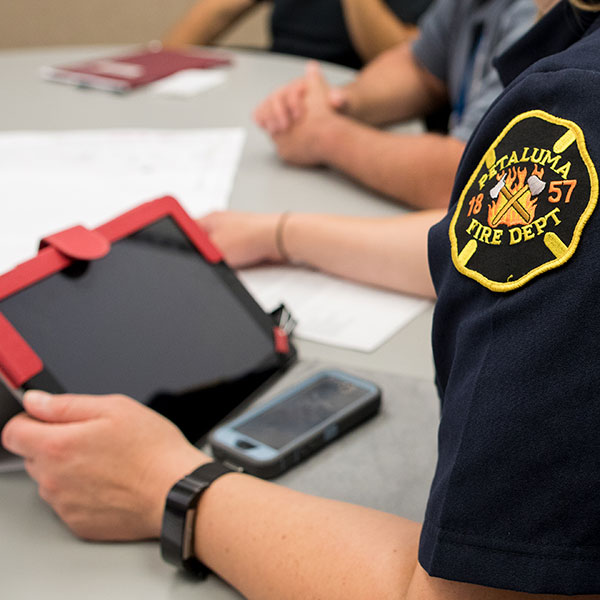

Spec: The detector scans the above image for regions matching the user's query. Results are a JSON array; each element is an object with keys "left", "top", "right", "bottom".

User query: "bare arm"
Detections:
[
  {"left": 198, "top": 210, "right": 443, "bottom": 299},
  {"left": 341, "top": 0, "right": 418, "bottom": 64},
  {"left": 254, "top": 63, "right": 460, "bottom": 207},
  {"left": 309, "top": 117, "right": 465, "bottom": 208},
  {"left": 339, "top": 44, "right": 447, "bottom": 126},
  {"left": 254, "top": 47, "right": 447, "bottom": 135},
  {"left": 282, "top": 212, "right": 439, "bottom": 298},
  {"left": 162, "top": 0, "right": 256, "bottom": 47},
  {"left": 2, "top": 393, "right": 588, "bottom": 600},
  {"left": 197, "top": 472, "right": 420, "bottom": 599},
  {"left": 196, "top": 471, "right": 589, "bottom": 600}
]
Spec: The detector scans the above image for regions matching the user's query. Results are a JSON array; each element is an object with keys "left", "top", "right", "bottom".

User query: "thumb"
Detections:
[
  {"left": 305, "top": 60, "right": 329, "bottom": 95},
  {"left": 328, "top": 86, "right": 349, "bottom": 112},
  {"left": 196, "top": 211, "right": 224, "bottom": 235},
  {"left": 195, "top": 215, "right": 211, "bottom": 233},
  {"left": 23, "top": 390, "right": 107, "bottom": 423}
]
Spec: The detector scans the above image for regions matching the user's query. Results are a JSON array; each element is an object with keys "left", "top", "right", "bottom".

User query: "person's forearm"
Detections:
[
  {"left": 192, "top": 470, "right": 572, "bottom": 600},
  {"left": 316, "top": 117, "right": 464, "bottom": 209},
  {"left": 343, "top": 44, "right": 446, "bottom": 126},
  {"left": 162, "top": 0, "right": 255, "bottom": 47},
  {"left": 280, "top": 212, "right": 441, "bottom": 299},
  {"left": 342, "top": 0, "right": 418, "bottom": 63},
  {"left": 196, "top": 472, "right": 421, "bottom": 600}
]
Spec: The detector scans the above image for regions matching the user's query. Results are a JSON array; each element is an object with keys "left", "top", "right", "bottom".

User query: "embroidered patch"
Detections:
[{"left": 450, "top": 110, "right": 598, "bottom": 292}]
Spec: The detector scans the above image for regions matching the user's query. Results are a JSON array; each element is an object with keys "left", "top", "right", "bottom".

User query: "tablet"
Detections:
[{"left": 0, "top": 197, "right": 295, "bottom": 443}]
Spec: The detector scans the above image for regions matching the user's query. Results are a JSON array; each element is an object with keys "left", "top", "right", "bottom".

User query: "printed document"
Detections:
[
  {"left": 238, "top": 266, "right": 431, "bottom": 352},
  {"left": 0, "top": 128, "right": 245, "bottom": 274}
]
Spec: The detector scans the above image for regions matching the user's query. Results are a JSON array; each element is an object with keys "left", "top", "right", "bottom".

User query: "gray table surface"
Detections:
[{"left": 0, "top": 46, "right": 439, "bottom": 599}]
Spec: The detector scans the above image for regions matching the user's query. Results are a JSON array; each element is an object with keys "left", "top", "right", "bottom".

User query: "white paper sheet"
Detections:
[
  {"left": 238, "top": 266, "right": 431, "bottom": 353},
  {"left": 0, "top": 128, "right": 245, "bottom": 273},
  {"left": 150, "top": 69, "right": 228, "bottom": 98}
]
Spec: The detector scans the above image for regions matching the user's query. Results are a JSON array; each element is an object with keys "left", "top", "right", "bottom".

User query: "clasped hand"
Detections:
[{"left": 253, "top": 61, "right": 351, "bottom": 166}]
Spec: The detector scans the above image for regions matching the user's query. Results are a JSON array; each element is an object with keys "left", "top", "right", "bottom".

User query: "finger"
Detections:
[
  {"left": 196, "top": 211, "right": 223, "bottom": 233},
  {"left": 254, "top": 94, "right": 276, "bottom": 129},
  {"left": 265, "top": 116, "right": 280, "bottom": 136},
  {"left": 253, "top": 103, "right": 267, "bottom": 129},
  {"left": 270, "top": 94, "right": 292, "bottom": 132},
  {"left": 23, "top": 390, "right": 111, "bottom": 424},
  {"left": 305, "top": 61, "right": 329, "bottom": 94},
  {"left": 195, "top": 217, "right": 210, "bottom": 233},
  {"left": 2, "top": 412, "right": 66, "bottom": 459},
  {"left": 256, "top": 98, "right": 286, "bottom": 133},
  {"left": 289, "top": 82, "right": 306, "bottom": 120},
  {"left": 256, "top": 97, "right": 277, "bottom": 135},
  {"left": 1, "top": 411, "right": 26, "bottom": 455},
  {"left": 23, "top": 457, "right": 41, "bottom": 482},
  {"left": 328, "top": 87, "right": 348, "bottom": 112}
]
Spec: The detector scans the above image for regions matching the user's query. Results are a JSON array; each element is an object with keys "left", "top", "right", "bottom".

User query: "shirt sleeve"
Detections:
[
  {"left": 421, "top": 62, "right": 600, "bottom": 594},
  {"left": 450, "top": 0, "right": 538, "bottom": 142},
  {"left": 412, "top": 0, "right": 457, "bottom": 83}
]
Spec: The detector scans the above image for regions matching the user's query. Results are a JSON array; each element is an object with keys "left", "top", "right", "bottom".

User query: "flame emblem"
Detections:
[{"left": 487, "top": 165, "right": 544, "bottom": 228}]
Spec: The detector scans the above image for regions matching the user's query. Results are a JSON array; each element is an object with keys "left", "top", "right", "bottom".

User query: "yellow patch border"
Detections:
[{"left": 449, "top": 109, "right": 599, "bottom": 292}]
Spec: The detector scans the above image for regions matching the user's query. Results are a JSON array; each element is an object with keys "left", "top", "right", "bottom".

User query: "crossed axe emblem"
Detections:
[{"left": 489, "top": 173, "right": 546, "bottom": 227}]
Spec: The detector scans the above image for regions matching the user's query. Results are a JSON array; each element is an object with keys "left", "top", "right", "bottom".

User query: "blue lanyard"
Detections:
[{"left": 455, "top": 23, "right": 484, "bottom": 123}]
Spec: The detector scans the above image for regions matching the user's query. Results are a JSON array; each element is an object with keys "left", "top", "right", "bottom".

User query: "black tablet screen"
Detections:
[{"left": 0, "top": 217, "right": 281, "bottom": 439}]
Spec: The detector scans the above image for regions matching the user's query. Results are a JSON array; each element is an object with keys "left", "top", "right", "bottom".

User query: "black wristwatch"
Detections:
[{"left": 160, "top": 461, "right": 233, "bottom": 577}]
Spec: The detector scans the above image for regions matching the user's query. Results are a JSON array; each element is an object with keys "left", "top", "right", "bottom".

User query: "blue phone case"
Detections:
[{"left": 209, "top": 369, "right": 381, "bottom": 479}]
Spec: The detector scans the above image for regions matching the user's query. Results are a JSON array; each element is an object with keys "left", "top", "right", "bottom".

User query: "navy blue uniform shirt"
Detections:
[
  {"left": 269, "top": 0, "right": 431, "bottom": 69},
  {"left": 422, "top": 2, "right": 600, "bottom": 594}
]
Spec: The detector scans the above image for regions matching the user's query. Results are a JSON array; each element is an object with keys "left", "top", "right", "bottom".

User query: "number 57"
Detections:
[{"left": 547, "top": 179, "right": 577, "bottom": 203}]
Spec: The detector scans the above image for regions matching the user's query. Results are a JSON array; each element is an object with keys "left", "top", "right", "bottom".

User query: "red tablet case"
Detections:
[
  {"left": 41, "top": 47, "right": 232, "bottom": 92},
  {"left": 0, "top": 196, "right": 291, "bottom": 390}
]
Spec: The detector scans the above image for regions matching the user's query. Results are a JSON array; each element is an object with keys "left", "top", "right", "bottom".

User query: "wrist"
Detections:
[
  {"left": 337, "top": 81, "right": 363, "bottom": 119},
  {"left": 160, "top": 461, "right": 235, "bottom": 577},
  {"left": 314, "top": 113, "right": 348, "bottom": 165},
  {"left": 147, "top": 449, "right": 212, "bottom": 539},
  {"left": 274, "top": 212, "right": 293, "bottom": 264},
  {"left": 259, "top": 213, "right": 285, "bottom": 263}
]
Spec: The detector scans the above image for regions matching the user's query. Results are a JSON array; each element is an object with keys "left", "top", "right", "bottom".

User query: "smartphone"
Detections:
[{"left": 209, "top": 369, "right": 381, "bottom": 478}]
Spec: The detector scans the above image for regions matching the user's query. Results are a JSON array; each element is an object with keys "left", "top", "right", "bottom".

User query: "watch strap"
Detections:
[{"left": 161, "top": 461, "right": 232, "bottom": 577}]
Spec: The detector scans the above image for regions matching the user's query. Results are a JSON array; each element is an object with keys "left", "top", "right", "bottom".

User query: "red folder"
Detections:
[{"left": 41, "top": 46, "right": 232, "bottom": 93}]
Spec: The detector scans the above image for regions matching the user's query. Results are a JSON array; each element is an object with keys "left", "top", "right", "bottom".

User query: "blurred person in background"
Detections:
[
  {"left": 253, "top": 0, "right": 537, "bottom": 208},
  {"left": 162, "top": 0, "right": 432, "bottom": 68}
]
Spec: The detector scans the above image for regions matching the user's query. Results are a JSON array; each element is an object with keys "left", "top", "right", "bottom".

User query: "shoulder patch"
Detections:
[{"left": 449, "top": 110, "right": 598, "bottom": 292}]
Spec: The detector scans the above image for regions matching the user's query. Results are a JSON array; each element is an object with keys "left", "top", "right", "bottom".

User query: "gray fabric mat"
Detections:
[{"left": 207, "top": 360, "right": 441, "bottom": 523}]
